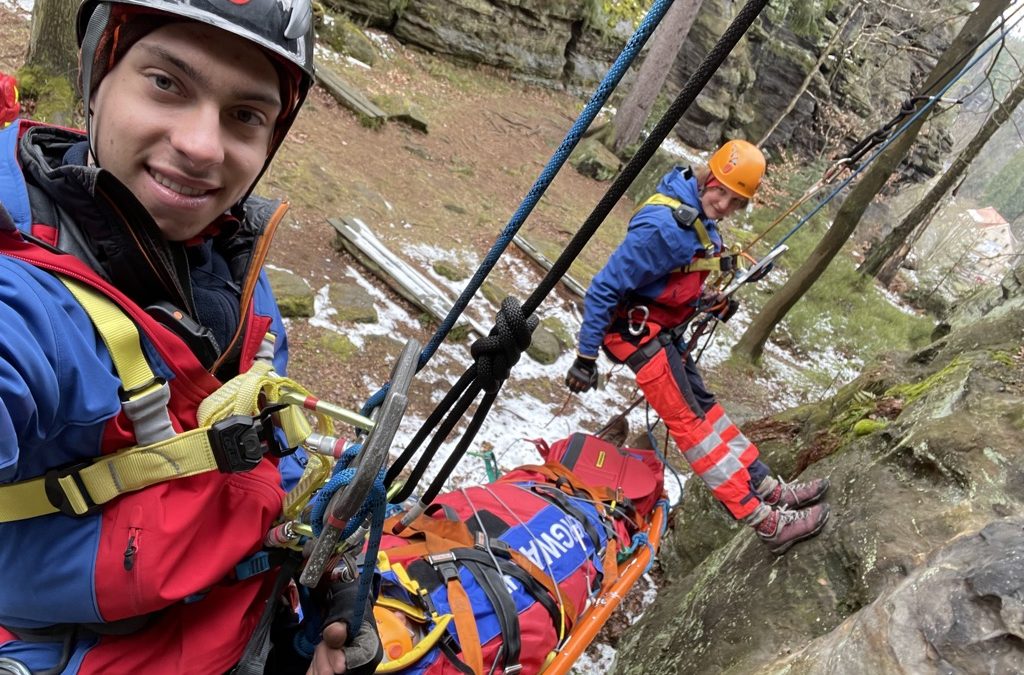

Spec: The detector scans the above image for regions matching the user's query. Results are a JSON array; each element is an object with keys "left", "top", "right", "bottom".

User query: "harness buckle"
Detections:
[
  {"left": 119, "top": 376, "right": 166, "bottom": 402},
  {"left": 474, "top": 532, "right": 511, "bottom": 558},
  {"left": 427, "top": 552, "right": 457, "bottom": 565},
  {"left": 44, "top": 462, "right": 101, "bottom": 517},
  {"left": 627, "top": 305, "right": 649, "bottom": 337},
  {"left": 427, "top": 552, "right": 461, "bottom": 583},
  {"left": 209, "top": 405, "right": 285, "bottom": 473}
]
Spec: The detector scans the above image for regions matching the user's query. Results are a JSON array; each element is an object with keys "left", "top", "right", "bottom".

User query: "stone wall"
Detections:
[{"left": 329, "top": 0, "right": 967, "bottom": 174}]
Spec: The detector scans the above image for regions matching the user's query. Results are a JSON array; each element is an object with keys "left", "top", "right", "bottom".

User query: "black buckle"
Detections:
[
  {"left": 45, "top": 463, "right": 101, "bottom": 517},
  {"left": 671, "top": 202, "right": 699, "bottom": 229},
  {"left": 209, "top": 405, "right": 286, "bottom": 473},
  {"left": 474, "top": 532, "right": 511, "bottom": 559}
]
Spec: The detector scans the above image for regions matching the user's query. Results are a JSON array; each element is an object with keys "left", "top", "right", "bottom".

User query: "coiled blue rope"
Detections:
[{"left": 361, "top": 0, "right": 674, "bottom": 418}]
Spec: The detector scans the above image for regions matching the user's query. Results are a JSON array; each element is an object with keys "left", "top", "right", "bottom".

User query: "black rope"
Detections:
[
  {"left": 521, "top": 0, "right": 771, "bottom": 317},
  {"left": 387, "top": 0, "right": 770, "bottom": 508},
  {"left": 471, "top": 297, "right": 539, "bottom": 394},
  {"left": 837, "top": 2, "right": 1024, "bottom": 168},
  {"left": 388, "top": 299, "right": 536, "bottom": 503}
]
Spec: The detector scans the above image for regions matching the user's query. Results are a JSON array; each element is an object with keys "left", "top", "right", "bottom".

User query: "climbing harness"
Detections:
[
  {"left": 382, "top": 0, "right": 771, "bottom": 540},
  {"left": 0, "top": 262, "right": 418, "bottom": 669}
]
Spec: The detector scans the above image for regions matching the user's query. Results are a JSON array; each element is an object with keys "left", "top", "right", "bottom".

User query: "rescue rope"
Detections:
[
  {"left": 307, "top": 444, "right": 388, "bottom": 632},
  {"left": 742, "top": 7, "right": 1024, "bottom": 260},
  {"left": 384, "top": 0, "right": 772, "bottom": 517},
  {"left": 359, "top": 0, "right": 677, "bottom": 418}
]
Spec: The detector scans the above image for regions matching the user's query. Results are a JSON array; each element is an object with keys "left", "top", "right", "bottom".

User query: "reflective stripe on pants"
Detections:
[{"left": 632, "top": 347, "right": 761, "bottom": 519}]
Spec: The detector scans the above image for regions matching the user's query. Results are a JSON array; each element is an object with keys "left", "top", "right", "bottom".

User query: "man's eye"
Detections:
[
  {"left": 152, "top": 75, "right": 174, "bottom": 91},
  {"left": 235, "top": 109, "right": 265, "bottom": 127}
]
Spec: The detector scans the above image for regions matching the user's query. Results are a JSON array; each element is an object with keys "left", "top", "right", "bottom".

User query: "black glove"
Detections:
[
  {"left": 565, "top": 354, "right": 599, "bottom": 393},
  {"left": 712, "top": 297, "right": 740, "bottom": 323},
  {"left": 746, "top": 260, "right": 774, "bottom": 283},
  {"left": 340, "top": 603, "right": 383, "bottom": 675},
  {"left": 323, "top": 572, "right": 384, "bottom": 674}
]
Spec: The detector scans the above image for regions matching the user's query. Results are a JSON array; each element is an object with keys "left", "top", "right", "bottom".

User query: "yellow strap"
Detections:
[
  {"left": 0, "top": 476, "right": 58, "bottom": 521},
  {"left": 679, "top": 257, "right": 723, "bottom": 273},
  {"left": 636, "top": 193, "right": 714, "bottom": 252},
  {"left": 60, "top": 277, "right": 161, "bottom": 401},
  {"left": 0, "top": 282, "right": 334, "bottom": 521}
]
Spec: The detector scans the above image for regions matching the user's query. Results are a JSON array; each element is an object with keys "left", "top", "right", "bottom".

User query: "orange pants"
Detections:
[{"left": 605, "top": 331, "right": 764, "bottom": 519}]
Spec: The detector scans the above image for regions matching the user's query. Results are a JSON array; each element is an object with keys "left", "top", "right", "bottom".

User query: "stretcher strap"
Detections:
[{"left": 446, "top": 577, "right": 484, "bottom": 675}]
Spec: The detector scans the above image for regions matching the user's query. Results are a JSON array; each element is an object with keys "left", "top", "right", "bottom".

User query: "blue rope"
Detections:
[
  {"left": 770, "top": 20, "right": 1017, "bottom": 254},
  {"left": 655, "top": 499, "right": 671, "bottom": 537},
  {"left": 361, "top": 0, "right": 674, "bottom": 417},
  {"left": 302, "top": 443, "right": 388, "bottom": 649}
]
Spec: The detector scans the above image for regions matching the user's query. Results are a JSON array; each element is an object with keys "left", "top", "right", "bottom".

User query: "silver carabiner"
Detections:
[
  {"left": 627, "top": 305, "right": 650, "bottom": 337},
  {"left": 0, "top": 658, "right": 32, "bottom": 675}
]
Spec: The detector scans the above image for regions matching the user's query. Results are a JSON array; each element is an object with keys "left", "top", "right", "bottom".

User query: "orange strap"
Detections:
[{"left": 446, "top": 576, "right": 485, "bottom": 675}]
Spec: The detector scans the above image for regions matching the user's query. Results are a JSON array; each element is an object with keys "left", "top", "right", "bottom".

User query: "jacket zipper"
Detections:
[{"left": 123, "top": 527, "right": 141, "bottom": 571}]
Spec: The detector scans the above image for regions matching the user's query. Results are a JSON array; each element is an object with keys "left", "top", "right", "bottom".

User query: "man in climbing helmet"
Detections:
[
  {"left": 0, "top": 1, "right": 381, "bottom": 674},
  {"left": 567, "top": 139, "right": 832, "bottom": 556}
]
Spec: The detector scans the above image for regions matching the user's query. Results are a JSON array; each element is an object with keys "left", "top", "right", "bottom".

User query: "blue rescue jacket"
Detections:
[
  {"left": 577, "top": 167, "right": 723, "bottom": 357},
  {"left": 0, "top": 119, "right": 304, "bottom": 674}
]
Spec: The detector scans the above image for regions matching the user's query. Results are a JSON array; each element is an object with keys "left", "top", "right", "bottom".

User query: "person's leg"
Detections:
[
  {"left": 673, "top": 352, "right": 830, "bottom": 554},
  {"left": 632, "top": 345, "right": 768, "bottom": 524},
  {"left": 682, "top": 357, "right": 759, "bottom": 470},
  {"left": 682, "top": 356, "right": 830, "bottom": 510}
]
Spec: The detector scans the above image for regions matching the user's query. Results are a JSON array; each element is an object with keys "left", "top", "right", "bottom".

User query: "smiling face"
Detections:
[
  {"left": 90, "top": 21, "right": 282, "bottom": 241},
  {"left": 699, "top": 182, "right": 749, "bottom": 221}
]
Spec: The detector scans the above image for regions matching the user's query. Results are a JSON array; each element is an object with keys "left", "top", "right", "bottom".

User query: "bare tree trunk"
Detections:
[
  {"left": 732, "top": 0, "right": 1013, "bottom": 362},
  {"left": 757, "top": 3, "right": 861, "bottom": 148},
  {"left": 611, "top": 0, "right": 704, "bottom": 154},
  {"left": 860, "top": 73, "right": 1024, "bottom": 283},
  {"left": 874, "top": 199, "right": 942, "bottom": 285},
  {"left": 26, "top": 0, "right": 79, "bottom": 80}
]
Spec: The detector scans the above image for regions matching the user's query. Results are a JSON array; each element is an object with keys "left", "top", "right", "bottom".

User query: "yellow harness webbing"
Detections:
[
  {"left": 61, "top": 276, "right": 165, "bottom": 402},
  {"left": 635, "top": 193, "right": 724, "bottom": 272},
  {"left": 0, "top": 276, "right": 329, "bottom": 522}
]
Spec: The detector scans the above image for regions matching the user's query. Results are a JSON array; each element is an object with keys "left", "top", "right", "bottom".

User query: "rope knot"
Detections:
[{"left": 470, "top": 296, "right": 538, "bottom": 393}]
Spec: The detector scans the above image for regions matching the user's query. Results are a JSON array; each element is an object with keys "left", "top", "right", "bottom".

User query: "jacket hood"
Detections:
[{"left": 656, "top": 166, "right": 700, "bottom": 206}]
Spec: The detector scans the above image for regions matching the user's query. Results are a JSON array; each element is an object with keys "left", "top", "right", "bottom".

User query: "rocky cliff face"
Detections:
[
  {"left": 611, "top": 259, "right": 1024, "bottom": 674},
  {"left": 328, "top": 0, "right": 963, "bottom": 178}
]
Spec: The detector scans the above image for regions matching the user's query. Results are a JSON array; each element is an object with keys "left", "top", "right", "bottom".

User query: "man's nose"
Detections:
[{"left": 170, "top": 103, "right": 225, "bottom": 169}]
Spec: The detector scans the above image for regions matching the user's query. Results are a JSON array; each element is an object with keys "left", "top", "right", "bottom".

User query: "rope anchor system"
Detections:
[{"left": 300, "top": 337, "right": 420, "bottom": 587}]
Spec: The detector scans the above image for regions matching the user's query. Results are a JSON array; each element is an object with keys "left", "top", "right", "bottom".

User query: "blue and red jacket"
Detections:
[
  {"left": 0, "top": 120, "right": 303, "bottom": 674},
  {"left": 577, "top": 167, "right": 723, "bottom": 358}
]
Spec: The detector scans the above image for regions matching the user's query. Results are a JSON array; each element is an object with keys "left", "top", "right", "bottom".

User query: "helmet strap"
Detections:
[{"left": 79, "top": 1, "right": 111, "bottom": 163}]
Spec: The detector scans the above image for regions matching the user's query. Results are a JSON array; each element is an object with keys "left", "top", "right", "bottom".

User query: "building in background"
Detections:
[{"left": 964, "top": 206, "right": 1018, "bottom": 283}]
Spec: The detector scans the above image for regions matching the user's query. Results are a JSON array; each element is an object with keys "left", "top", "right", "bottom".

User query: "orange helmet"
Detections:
[{"left": 707, "top": 139, "right": 766, "bottom": 200}]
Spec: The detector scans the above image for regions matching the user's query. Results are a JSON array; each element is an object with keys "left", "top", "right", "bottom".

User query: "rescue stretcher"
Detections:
[{"left": 369, "top": 433, "right": 669, "bottom": 675}]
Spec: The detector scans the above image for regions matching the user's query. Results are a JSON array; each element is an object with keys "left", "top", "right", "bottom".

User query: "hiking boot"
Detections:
[
  {"left": 759, "top": 476, "right": 830, "bottom": 510},
  {"left": 755, "top": 503, "right": 830, "bottom": 555}
]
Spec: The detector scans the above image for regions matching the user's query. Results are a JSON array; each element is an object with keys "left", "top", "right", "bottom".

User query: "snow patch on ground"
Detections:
[{"left": 0, "top": 0, "right": 32, "bottom": 13}]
